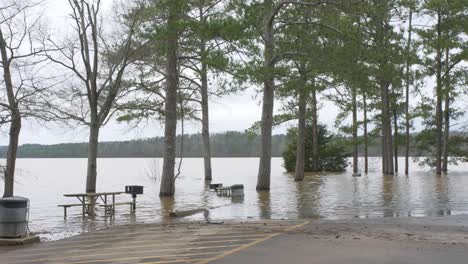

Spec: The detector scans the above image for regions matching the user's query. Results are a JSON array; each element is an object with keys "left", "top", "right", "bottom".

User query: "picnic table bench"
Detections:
[
  {"left": 58, "top": 203, "right": 97, "bottom": 218},
  {"left": 215, "top": 184, "right": 244, "bottom": 197},
  {"left": 60, "top": 192, "right": 132, "bottom": 218},
  {"left": 99, "top": 202, "right": 135, "bottom": 215}
]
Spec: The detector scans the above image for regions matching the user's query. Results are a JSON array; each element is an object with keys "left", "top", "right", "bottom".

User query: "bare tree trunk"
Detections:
[
  {"left": 160, "top": 1, "right": 179, "bottom": 196},
  {"left": 363, "top": 92, "right": 369, "bottom": 174},
  {"left": 200, "top": 54, "right": 212, "bottom": 181},
  {"left": 0, "top": 28, "right": 21, "bottom": 198},
  {"left": 442, "top": 47, "right": 450, "bottom": 172},
  {"left": 352, "top": 86, "right": 359, "bottom": 175},
  {"left": 442, "top": 92, "right": 450, "bottom": 172},
  {"left": 404, "top": 5, "right": 413, "bottom": 175},
  {"left": 393, "top": 109, "right": 398, "bottom": 173},
  {"left": 86, "top": 120, "right": 99, "bottom": 193},
  {"left": 198, "top": 7, "right": 212, "bottom": 182},
  {"left": 257, "top": 0, "right": 274, "bottom": 191},
  {"left": 311, "top": 80, "right": 319, "bottom": 171},
  {"left": 382, "top": 128, "right": 386, "bottom": 173},
  {"left": 294, "top": 90, "right": 306, "bottom": 181},
  {"left": 381, "top": 81, "right": 394, "bottom": 175},
  {"left": 435, "top": 9, "right": 443, "bottom": 175},
  {"left": 3, "top": 113, "right": 20, "bottom": 198}
]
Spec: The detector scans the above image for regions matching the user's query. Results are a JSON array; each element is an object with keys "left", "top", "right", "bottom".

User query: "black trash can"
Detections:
[{"left": 0, "top": 197, "right": 29, "bottom": 238}]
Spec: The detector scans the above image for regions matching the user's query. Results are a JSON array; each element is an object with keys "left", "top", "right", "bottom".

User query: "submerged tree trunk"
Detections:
[
  {"left": 86, "top": 120, "right": 99, "bottom": 193},
  {"left": 311, "top": 81, "right": 319, "bottom": 171},
  {"left": 257, "top": 0, "right": 274, "bottom": 191},
  {"left": 352, "top": 86, "right": 359, "bottom": 175},
  {"left": 435, "top": 9, "right": 443, "bottom": 175},
  {"left": 393, "top": 109, "right": 398, "bottom": 173},
  {"left": 200, "top": 45, "right": 212, "bottom": 181},
  {"left": 1, "top": 29, "right": 21, "bottom": 198},
  {"left": 404, "top": 6, "right": 413, "bottom": 175},
  {"left": 160, "top": 1, "right": 179, "bottom": 196},
  {"left": 3, "top": 115, "right": 21, "bottom": 198},
  {"left": 363, "top": 92, "right": 369, "bottom": 174},
  {"left": 294, "top": 90, "right": 306, "bottom": 181},
  {"left": 381, "top": 81, "right": 394, "bottom": 175},
  {"left": 442, "top": 47, "right": 450, "bottom": 172}
]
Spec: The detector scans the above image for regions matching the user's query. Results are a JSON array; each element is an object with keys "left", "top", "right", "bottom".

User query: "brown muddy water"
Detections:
[{"left": 1, "top": 157, "right": 468, "bottom": 241}]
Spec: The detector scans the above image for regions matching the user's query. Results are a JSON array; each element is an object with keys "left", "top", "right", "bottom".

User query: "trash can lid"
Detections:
[{"left": 0, "top": 196, "right": 29, "bottom": 204}]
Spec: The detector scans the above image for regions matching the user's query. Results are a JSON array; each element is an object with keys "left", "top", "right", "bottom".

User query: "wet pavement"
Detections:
[
  {"left": 0, "top": 220, "right": 307, "bottom": 264},
  {"left": 2, "top": 217, "right": 468, "bottom": 264}
]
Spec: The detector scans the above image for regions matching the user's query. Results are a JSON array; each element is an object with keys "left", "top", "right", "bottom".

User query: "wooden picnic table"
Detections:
[{"left": 63, "top": 192, "right": 124, "bottom": 217}]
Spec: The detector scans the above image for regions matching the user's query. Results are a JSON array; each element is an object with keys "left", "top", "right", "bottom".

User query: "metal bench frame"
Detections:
[
  {"left": 99, "top": 202, "right": 135, "bottom": 217},
  {"left": 58, "top": 203, "right": 97, "bottom": 218}
]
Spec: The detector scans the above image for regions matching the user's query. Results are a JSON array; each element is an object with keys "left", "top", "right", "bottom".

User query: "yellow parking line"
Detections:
[
  {"left": 20, "top": 234, "right": 266, "bottom": 253},
  {"left": 45, "top": 231, "right": 271, "bottom": 245},
  {"left": 195, "top": 233, "right": 280, "bottom": 264},
  {"left": 78, "top": 222, "right": 295, "bottom": 236},
  {"left": 195, "top": 221, "right": 310, "bottom": 264},
  {"left": 49, "top": 223, "right": 294, "bottom": 240},
  {"left": 6, "top": 244, "right": 245, "bottom": 264},
  {"left": 55, "top": 226, "right": 287, "bottom": 241},
  {"left": 140, "top": 258, "right": 212, "bottom": 264},
  {"left": 50, "top": 251, "right": 225, "bottom": 264},
  {"left": 2, "top": 238, "right": 259, "bottom": 260}
]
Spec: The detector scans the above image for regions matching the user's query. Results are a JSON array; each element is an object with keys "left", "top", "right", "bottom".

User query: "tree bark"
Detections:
[
  {"left": 404, "top": 5, "right": 413, "bottom": 175},
  {"left": 86, "top": 120, "right": 99, "bottom": 193},
  {"left": 257, "top": 0, "right": 274, "bottom": 191},
  {"left": 435, "top": 9, "right": 443, "bottom": 175},
  {"left": 363, "top": 92, "right": 369, "bottom": 174},
  {"left": 0, "top": 28, "right": 21, "bottom": 198},
  {"left": 352, "top": 86, "right": 359, "bottom": 175},
  {"left": 442, "top": 47, "right": 450, "bottom": 172},
  {"left": 294, "top": 90, "right": 306, "bottom": 181},
  {"left": 200, "top": 49, "right": 212, "bottom": 181},
  {"left": 198, "top": 6, "right": 212, "bottom": 181},
  {"left": 311, "top": 80, "right": 319, "bottom": 171},
  {"left": 393, "top": 109, "right": 398, "bottom": 173},
  {"left": 160, "top": 1, "right": 179, "bottom": 196},
  {"left": 381, "top": 81, "right": 394, "bottom": 175}
]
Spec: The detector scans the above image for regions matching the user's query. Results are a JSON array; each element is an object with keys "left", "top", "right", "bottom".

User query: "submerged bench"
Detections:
[
  {"left": 58, "top": 203, "right": 97, "bottom": 218},
  {"left": 99, "top": 202, "right": 135, "bottom": 216},
  {"left": 216, "top": 184, "right": 244, "bottom": 197}
]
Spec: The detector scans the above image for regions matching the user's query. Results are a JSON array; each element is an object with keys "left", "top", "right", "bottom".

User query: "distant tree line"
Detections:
[
  {"left": 0, "top": 132, "right": 287, "bottom": 158},
  {"left": 2, "top": 130, "right": 463, "bottom": 159}
]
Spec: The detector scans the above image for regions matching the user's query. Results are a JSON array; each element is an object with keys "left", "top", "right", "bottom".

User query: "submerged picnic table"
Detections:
[{"left": 61, "top": 192, "right": 134, "bottom": 217}]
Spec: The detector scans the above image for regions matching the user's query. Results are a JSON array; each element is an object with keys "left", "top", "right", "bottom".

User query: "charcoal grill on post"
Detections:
[{"left": 125, "top": 185, "right": 143, "bottom": 211}]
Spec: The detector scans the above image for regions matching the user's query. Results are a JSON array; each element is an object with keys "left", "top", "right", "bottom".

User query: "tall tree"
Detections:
[
  {"left": 0, "top": 0, "right": 50, "bottom": 197},
  {"left": 364, "top": 0, "right": 405, "bottom": 175},
  {"left": 403, "top": 0, "right": 416, "bottom": 175},
  {"left": 160, "top": 0, "right": 184, "bottom": 196},
  {"left": 181, "top": 0, "right": 243, "bottom": 181},
  {"left": 242, "top": 0, "right": 347, "bottom": 190},
  {"left": 44, "top": 0, "right": 142, "bottom": 193},
  {"left": 417, "top": 0, "right": 467, "bottom": 173}
]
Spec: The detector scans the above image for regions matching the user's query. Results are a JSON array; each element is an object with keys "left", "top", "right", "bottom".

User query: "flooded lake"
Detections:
[{"left": 1, "top": 157, "right": 468, "bottom": 240}]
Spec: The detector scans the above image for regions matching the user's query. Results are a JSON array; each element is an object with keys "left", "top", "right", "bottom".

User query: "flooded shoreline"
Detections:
[{"left": 1, "top": 157, "right": 468, "bottom": 241}]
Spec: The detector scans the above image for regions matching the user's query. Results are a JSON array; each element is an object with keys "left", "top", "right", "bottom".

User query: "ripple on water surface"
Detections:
[{"left": 2, "top": 157, "right": 468, "bottom": 241}]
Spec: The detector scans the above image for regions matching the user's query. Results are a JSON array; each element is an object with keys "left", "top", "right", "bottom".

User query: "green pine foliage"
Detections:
[{"left": 283, "top": 124, "right": 349, "bottom": 172}]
